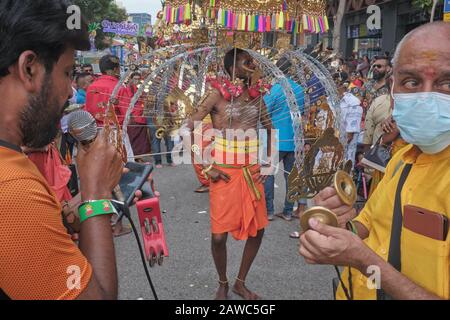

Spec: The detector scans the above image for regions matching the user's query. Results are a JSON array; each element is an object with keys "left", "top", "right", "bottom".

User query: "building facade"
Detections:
[
  {"left": 327, "top": 0, "right": 445, "bottom": 58},
  {"left": 129, "top": 13, "right": 152, "bottom": 29}
]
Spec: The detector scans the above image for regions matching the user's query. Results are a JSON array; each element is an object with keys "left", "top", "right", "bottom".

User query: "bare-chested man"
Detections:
[{"left": 183, "top": 48, "right": 273, "bottom": 300}]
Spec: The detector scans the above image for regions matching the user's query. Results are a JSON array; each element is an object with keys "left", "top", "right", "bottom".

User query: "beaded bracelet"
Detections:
[{"left": 78, "top": 200, "right": 116, "bottom": 224}]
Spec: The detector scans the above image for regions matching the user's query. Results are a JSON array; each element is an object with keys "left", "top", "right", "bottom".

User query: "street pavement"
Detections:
[{"left": 116, "top": 164, "right": 335, "bottom": 300}]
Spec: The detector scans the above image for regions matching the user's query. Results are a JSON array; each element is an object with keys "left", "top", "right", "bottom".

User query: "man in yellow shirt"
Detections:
[{"left": 299, "top": 22, "right": 450, "bottom": 300}]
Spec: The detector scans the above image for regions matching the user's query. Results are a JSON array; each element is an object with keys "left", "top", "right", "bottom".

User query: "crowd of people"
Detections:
[{"left": 0, "top": 0, "right": 449, "bottom": 301}]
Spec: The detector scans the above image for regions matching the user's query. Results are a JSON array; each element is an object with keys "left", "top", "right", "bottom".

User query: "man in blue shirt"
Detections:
[
  {"left": 263, "top": 58, "right": 305, "bottom": 221},
  {"left": 75, "top": 73, "right": 93, "bottom": 105}
]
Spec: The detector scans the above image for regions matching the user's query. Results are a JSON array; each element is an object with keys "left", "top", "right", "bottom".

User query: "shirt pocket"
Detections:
[{"left": 401, "top": 227, "right": 449, "bottom": 299}]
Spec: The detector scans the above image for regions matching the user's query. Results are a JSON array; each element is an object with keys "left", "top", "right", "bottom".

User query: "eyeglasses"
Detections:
[{"left": 372, "top": 64, "right": 385, "bottom": 69}]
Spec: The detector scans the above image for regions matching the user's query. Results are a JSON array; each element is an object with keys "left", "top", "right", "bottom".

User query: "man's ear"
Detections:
[{"left": 11, "top": 50, "right": 45, "bottom": 93}]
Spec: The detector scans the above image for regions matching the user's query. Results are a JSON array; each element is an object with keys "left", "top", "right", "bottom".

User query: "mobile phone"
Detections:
[
  {"left": 404, "top": 205, "right": 449, "bottom": 241},
  {"left": 117, "top": 162, "right": 153, "bottom": 207}
]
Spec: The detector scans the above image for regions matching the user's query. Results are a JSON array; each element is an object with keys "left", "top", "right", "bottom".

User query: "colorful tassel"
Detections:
[
  {"left": 278, "top": 11, "right": 284, "bottom": 30},
  {"left": 302, "top": 15, "right": 308, "bottom": 31},
  {"left": 185, "top": 3, "right": 191, "bottom": 21},
  {"left": 324, "top": 16, "right": 329, "bottom": 32}
]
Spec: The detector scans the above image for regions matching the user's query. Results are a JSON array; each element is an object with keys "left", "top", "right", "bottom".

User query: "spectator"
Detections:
[
  {"left": 349, "top": 72, "right": 364, "bottom": 88},
  {"left": 363, "top": 94, "right": 392, "bottom": 147},
  {"left": 340, "top": 87, "right": 363, "bottom": 167},
  {"left": 119, "top": 72, "right": 151, "bottom": 158},
  {"left": 0, "top": 0, "right": 126, "bottom": 300},
  {"left": 362, "top": 94, "right": 392, "bottom": 196},
  {"left": 85, "top": 54, "right": 132, "bottom": 237},
  {"left": 357, "top": 55, "right": 370, "bottom": 78},
  {"left": 299, "top": 22, "right": 450, "bottom": 300},
  {"left": 75, "top": 73, "right": 93, "bottom": 104},
  {"left": 263, "top": 57, "right": 305, "bottom": 222},
  {"left": 85, "top": 55, "right": 122, "bottom": 126},
  {"left": 82, "top": 63, "right": 94, "bottom": 75},
  {"left": 363, "top": 56, "right": 391, "bottom": 106}
]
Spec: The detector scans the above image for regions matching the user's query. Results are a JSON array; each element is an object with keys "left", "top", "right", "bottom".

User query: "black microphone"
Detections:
[{"left": 68, "top": 110, "right": 126, "bottom": 203}]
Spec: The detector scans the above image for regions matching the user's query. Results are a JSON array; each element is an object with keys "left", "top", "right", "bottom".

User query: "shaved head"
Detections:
[
  {"left": 393, "top": 22, "right": 450, "bottom": 66},
  {"left": 392, "top": 22, "right": 450, "bottom": 94}
]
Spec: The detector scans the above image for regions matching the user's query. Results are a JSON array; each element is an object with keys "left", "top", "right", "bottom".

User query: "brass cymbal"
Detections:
[
  {"left": 334, "top": 170, "right": 357, "bottom": 206},
  {"left": 300, "top": 206, "right": 338, "bottom": 231}
]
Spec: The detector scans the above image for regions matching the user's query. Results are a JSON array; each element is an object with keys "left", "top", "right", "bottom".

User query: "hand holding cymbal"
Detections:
[{"left": 300, "top": 170, "right": 357, "bottom": 232}]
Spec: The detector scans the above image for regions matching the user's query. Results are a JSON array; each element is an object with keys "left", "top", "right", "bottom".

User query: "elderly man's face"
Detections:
[{"left": 393, "top": 33, "right": 450, "bottom": 95}]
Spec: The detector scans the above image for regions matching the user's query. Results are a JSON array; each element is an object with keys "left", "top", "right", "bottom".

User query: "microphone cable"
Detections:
[{"left": 121, "top": 205, "right": 159, "bottom": 300}]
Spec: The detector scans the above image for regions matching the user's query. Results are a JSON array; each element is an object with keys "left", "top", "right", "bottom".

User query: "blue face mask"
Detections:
[{"left": 392, "top": 92, "right": 450, "bottom": 154}]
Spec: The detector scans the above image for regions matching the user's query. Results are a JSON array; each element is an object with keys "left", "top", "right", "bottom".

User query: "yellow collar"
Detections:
[{"left": 402, "top": 145, "right": 450, "bottom": 165}]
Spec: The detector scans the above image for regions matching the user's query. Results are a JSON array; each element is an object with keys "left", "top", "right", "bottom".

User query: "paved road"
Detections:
[{"left": 116, "top": 164, "right": 335, "bottom": 300}]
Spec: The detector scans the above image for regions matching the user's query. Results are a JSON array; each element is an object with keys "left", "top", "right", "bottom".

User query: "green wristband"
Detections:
[
  {"left": 346, "top": 221, "right": 358, "bottom": 236},
  {"left": 79, "top": 200, "right": 116, "bottom": 224}
]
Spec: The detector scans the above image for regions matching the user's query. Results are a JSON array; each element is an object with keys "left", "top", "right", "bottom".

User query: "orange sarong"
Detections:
[{"left": 209, "top": 137, "right": 268, "bottom": 240}]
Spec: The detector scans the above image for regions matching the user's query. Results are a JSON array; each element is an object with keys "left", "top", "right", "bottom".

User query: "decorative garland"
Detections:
[{"left": 163, "top": 0, "right": 329, "bottom": 34}]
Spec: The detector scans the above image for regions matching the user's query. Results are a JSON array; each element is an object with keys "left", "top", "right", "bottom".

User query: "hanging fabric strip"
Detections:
[
  {"left": 258, "top": 15, "right": 266, "bottom": 33},
  {"left": 278, "top": 11, "right": 284, "bottom": 30},
  {"left": 245, "top": 13, "right": 250, "bottom": 32},
  {"left": 274, "top": 12, "right": 279, "bottom": 30},
  {"left": 233, "top": 11, "right": 237, "bottom": 30},
  {"left": 217, "top": 8, "right": 222, "bottom": 25},
  {"left": 222, "top": 8, "right": 227, "bottom": 26},
  {"left": 284, "top": 12, "right": 292, "bottom": 31},
  {"left": 236, "top": 12, "right": 241, "bottom": 30},
  {"left": 185, "top": 3, "right": 191, "bottom": 22},
  {"left": 239, "top": 12, "right": 244, "bottom": 31},
  {"left": 324, "top": 16, "right": 330, "bottom": 31},
  {"left": 224, "top": 9, "right": 228, "bottom": 27},
  {"left": 302, "top": 15, "right": 308, "bottom": 32}
]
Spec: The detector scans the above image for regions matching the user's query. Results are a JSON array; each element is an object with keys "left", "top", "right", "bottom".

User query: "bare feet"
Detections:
[
  {"left": 215, "top": 282, "right": 229, "bottom": 300},
  {"left": 232, "top": 280, "right": 260, "bottom": 300}
]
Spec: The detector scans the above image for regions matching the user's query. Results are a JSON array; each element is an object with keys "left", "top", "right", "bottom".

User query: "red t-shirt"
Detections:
[
  {"left": 85, "top": 75, "right": 123, "bottom": 126},
  {"left": 117, "top": 85, "right": 147, "bottom": 125}
]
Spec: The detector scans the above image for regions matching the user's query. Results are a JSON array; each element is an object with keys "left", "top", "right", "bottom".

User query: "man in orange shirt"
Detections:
[{"left": 0, "top": 0, "right": 127, "bottom": 299}]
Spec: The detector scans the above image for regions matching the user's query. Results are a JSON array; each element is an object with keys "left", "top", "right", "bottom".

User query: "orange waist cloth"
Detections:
[{"left": 209, "top": 164, "right": 268, "bottom": 240}]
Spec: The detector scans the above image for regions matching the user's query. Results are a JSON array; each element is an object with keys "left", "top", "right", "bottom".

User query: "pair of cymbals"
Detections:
[{"left": 300, "top": 170, "right": 356, "bottom": 231}]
